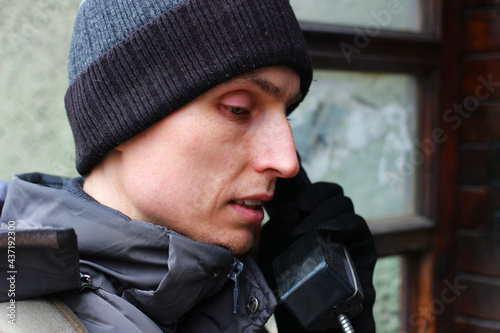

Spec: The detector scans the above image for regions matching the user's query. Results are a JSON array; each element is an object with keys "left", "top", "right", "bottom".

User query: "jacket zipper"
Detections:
[
  {"left": 80, "top": 272, "right": 98, "bottom": 291},
  {"left": 227, "top": 259, "right": 244, "bottom": 314}
]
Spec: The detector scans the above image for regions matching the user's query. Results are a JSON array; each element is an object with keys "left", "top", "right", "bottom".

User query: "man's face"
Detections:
[{"left": 115, "top": 66, "right": 301, "bottom": 255}]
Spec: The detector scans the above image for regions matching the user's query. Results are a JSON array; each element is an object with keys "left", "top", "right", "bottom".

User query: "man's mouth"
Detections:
[{"left": 231, "top": 199, "right": 263, "bottom": 210}]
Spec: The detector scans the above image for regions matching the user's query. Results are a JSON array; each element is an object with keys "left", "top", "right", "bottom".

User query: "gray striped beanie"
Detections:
[{"left": 65, "top": 0, "right": 313, "bottom": 175}]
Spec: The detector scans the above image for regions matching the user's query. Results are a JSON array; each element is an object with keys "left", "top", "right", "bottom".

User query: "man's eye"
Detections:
[{"left": 224, "top": 105, "right": 249, "bottom": 115}]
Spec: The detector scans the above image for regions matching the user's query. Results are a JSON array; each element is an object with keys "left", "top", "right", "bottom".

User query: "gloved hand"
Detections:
[{"left": 260, "top": 170, "right": 377, "bottom": 333}]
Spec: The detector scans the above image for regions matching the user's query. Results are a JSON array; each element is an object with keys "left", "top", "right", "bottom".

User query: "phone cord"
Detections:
[{"left": 337, "top": 314, "right": 355, "bottom": 333}]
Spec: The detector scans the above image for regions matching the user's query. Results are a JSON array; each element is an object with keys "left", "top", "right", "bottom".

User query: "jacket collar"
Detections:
[{"left": 1, "top": 173, "right": 256, "bottom": 327}]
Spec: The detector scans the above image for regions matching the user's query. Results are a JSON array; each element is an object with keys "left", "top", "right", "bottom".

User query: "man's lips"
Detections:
[
  {"left": 230, "top": 195, "right": 272, "bottom": 222},
  {"left": 231, "top": 199, "right": 264, "bottom": 210},
  {"left": 231, "top": 192, "right": 273, "bottom": 209}
]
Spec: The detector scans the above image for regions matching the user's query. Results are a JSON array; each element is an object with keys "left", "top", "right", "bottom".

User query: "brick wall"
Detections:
[{"left": 446, "top": 1, "right": 500, "bottom": 331}]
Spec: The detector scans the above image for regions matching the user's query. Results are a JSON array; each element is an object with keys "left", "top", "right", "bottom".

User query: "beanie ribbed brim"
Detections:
[{"left": 65, "top": 0, "right": 313, "bottom": 175}]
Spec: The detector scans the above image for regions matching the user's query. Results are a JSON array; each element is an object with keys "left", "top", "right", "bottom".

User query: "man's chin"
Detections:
[{"left": 219, "top": 232, "right": 255, "bottom": 257}]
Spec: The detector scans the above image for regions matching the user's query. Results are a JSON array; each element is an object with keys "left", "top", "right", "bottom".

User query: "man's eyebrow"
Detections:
[{"left": 240, "top": 73, "right": 303, "bottom": 106}]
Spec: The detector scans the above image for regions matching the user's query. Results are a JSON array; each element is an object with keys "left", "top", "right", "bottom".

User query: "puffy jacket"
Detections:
[{"left": 0, "top": 173, "right": 276, "bottom": 332}]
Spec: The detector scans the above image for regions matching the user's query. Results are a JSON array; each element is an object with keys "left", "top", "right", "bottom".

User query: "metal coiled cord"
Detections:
[{"left": 337, "top": 314, "right": 355, "bottom": 333}]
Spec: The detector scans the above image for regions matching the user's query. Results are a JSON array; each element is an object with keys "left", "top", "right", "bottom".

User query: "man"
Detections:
[{"left": 0, "top": 0, "right": 377, "bottom": 332}]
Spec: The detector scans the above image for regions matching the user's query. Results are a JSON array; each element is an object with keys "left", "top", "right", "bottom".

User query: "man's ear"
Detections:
[{"left": 114, "top": 141, "right": 127, "bottom": 153}]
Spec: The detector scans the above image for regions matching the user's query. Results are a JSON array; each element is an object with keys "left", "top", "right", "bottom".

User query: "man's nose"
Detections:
[{"left": 253, "top": 112, "right": 300, "bottom": 179}]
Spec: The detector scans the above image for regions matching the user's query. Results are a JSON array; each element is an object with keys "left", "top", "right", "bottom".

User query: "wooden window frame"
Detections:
[
  {"left": 296, "top": 1, "right": 442, "bottom": 331},
  {"left": 300, "top": 24, "right": 440, "bottom": 254}
]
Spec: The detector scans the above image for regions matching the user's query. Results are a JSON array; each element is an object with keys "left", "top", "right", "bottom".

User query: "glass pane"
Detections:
[
  {"left": 373, "top": 256, "right": 402, "bottom": 333},
  {"left": 290, "top": 70, "right": 418, "bottom": 220},
  {"left": 290, "top": 0, "right": 423, "bottom": 33}
]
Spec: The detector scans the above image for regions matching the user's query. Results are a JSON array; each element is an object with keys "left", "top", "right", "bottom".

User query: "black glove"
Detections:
[{"left": 260, "top": 170, "right": 377, "bottom": 333}]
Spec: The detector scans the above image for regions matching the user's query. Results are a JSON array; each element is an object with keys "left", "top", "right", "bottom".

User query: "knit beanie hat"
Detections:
[{"left": 65, "top": 0, "right": 313, "bottom": 175}]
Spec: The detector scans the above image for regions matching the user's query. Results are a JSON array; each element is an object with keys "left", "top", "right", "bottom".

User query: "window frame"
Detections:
[
  {"left": 295, "top": 1, "right": 442, "bottom": 331},
  {"left": 300, "top": 23, "right": 440, "bottom": 255}
]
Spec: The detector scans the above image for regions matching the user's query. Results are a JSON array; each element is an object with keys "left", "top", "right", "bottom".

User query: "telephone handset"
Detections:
[
  {"left": 272, "top": 229, "right": 363, "bottom": 332},
  {"left": 269, "top": 166, "right": 363, "bottom": 333}
]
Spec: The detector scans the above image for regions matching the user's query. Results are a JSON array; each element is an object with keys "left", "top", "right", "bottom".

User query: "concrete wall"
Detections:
[{"left": 0, "top": 0, "right": 80, "bottom": 179}]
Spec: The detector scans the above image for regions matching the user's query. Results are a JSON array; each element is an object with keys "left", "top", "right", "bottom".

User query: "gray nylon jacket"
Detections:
[{"left": 0, "top": 173, "right": 277, "bottom": 332}]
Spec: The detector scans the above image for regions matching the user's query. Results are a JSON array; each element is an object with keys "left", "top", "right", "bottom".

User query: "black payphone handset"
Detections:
[{"left": 266, "top": 165, "right": 364, "bottom": 333}]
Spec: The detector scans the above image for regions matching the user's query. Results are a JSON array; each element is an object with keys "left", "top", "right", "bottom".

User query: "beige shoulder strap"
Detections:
[{"left": 0, "top": 296, "right": 89, "bottom": 333}]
